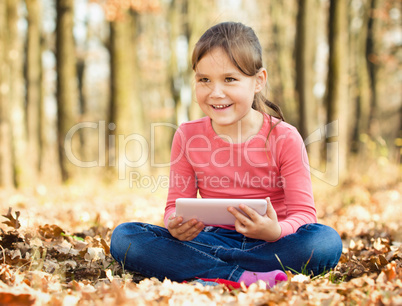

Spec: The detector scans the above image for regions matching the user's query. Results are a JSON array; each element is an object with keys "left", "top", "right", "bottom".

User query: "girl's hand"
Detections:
[
  {"left": 167, "top": 214, "right": 205, "bottom": 241},
  {"left": 228, "top": 197, "right": 281, "bottom": 241}
]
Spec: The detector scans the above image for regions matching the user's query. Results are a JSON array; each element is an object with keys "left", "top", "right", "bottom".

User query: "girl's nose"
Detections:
[{"left": 209, "top": 84, "right": 225, "bottom": 98}]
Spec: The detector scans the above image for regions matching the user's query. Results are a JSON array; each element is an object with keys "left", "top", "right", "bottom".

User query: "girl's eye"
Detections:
[
  {"left": 225, "top": 77, "right": 236, "bottom": 82},
  {"left": 198, "top": 77, "right": 209, "bottom": 83}
]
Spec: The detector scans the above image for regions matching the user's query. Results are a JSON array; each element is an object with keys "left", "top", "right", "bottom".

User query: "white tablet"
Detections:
[{"left": 175, "top": 198, "right": 267, "bottom": 225}]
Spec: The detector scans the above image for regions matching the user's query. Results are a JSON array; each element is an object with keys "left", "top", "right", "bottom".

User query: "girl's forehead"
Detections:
[{"left": 195, "top": 48, "right": 237, "bottom": 71}]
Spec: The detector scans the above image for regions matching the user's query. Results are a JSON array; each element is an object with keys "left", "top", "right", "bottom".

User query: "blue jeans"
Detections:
[{"left": 110, "top": 223, "right": 342, "bottom": 282}]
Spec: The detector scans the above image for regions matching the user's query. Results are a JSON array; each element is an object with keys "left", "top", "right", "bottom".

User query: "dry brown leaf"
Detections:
[
  {"left": 101, "top": 238, "right": 110, "bottom": 255},
  {"left": 378, "top": 254, "right": 389, "bottom": 266},
  {"left": 1, "top": 208, "right": 20, "bottom": 229},
  {"left": 37, "top": 224, "right": 64, "bottom": 239}
]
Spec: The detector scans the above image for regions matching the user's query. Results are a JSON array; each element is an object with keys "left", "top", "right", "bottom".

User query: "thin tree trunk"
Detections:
[
  {"left": 349, "top": 0, "right": 371, "bottom": 153},
  {"left": 56, "top": 0, "right": 79, "bottom": 182},
  {"left": 270, "top": 1, "right": 298, "bottom": 127},
  {"left": 187, "top": 0, "right": 214, "bottom": 121},
  {"left": 108, "top": 15, "right": 132, "bottom": 171},
  {"left": 75, "top": 13, "right": 91, "bottom": 164},
  {"left": 366, "top": 0, "right": 380, "bottom": 137},
  {"left": 26, "top": 0, "right": 42, "bottom": 179},
  {"left": 0, "top": 0, "right": 14, "bottom": 187},
  {"left": 108, "top": 11, "right": 147, "bottom": 178},
  {"left": 77, "top": 49, "right": 88, "bottom": 161},
  {"left": 326, "top": 0, "right": 349, "bottom": 180},
  {"left": 128, "top": 11, "right": 146, "bottom": 149},
  {"left": 7, "top": 0, "right": 28, "bottom": 187},
  {"left": 168, "top": 0, "right": 182, "bottom": 125},
  {"left": 296, "top": 0, "right": 320, "bottom": 163}
]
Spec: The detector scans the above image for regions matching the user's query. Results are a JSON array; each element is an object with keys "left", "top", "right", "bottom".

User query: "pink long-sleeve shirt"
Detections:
[{"left": 164, "top": 114, "right": 317, "bottom": 239}]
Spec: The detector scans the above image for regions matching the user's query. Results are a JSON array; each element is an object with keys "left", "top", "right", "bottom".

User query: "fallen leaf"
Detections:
[
  {"left": 37, "top": 224, "right": 64, "bottom": 239},
  {"left": 53, "top": 240, "right": 79, "bottom": 255},
  {"left": 84, "top": 247, "right": 105, "bottom": 261},
  {"left": 2, "top": 208, "right": 20, "bottom": 229},
  {"left": 100, "top": 238, "right": 110, "bottom": 255}
]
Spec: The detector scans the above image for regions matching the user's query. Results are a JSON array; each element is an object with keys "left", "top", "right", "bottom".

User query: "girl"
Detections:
[{"left": 110, "top": 22, "right": 342, "bottom": 287}]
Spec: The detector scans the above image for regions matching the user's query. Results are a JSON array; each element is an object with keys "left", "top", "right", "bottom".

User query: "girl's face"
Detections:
[{"left": 194, "top": 48, "right": 266, "bottom": 135}]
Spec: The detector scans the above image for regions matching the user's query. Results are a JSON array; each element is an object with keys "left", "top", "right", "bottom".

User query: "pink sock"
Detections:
[{"left": 238, "top": 270, "right": 288, "bottom": 287}]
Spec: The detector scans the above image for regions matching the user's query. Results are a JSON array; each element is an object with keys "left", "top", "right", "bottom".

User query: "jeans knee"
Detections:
[
  {"left": 301, "top": 223, "right": 342, "bottom": 250},
  {"left": 316, "top": 224, "right": 342, "bottom": 257},
  {"left": 110, "top": 222, "right": 136, "bottom": 263},
  {"left": 298, "top": 223, "right": 343, "bottom": 273}
]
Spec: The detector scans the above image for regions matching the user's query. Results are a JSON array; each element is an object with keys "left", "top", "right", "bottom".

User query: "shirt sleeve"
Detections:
[
  {"left": 164, "top": 127, "right": 197, "bottom": 227},
  {"left": 276, "top": 128, "right": 317, "bottom": 238}
]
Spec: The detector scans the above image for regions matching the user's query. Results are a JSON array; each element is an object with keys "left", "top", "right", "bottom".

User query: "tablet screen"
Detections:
[{"left": 175, "top": 198, "right": 267, "bottom": 225}]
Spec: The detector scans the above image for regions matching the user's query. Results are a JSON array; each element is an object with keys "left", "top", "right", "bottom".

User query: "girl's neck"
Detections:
[{"left": 211, "top": 110, "right": 264, "bottom": 144}]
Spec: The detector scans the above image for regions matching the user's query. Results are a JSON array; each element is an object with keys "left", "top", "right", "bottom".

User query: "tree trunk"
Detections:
[
  {"left": 295, "top": 0, "right": 320, "bottom": 163},
  {"left": 7, "top": 0, "right": 28, "bottom": 187},
  {"left": 349, "top": 0, "right": 371, "bottom": 153},
  {"left": 326, "top": 0, "right": 349, "bottom": 181},
  {"left": 56, "top": 0, "right": 79, "bottom": 182},
  {"left": 108, "top": 11, "right": 147, "bottom": 179},
  {"left": 26, "top": 0, "right": 43, "bottom": 179},
  {"left": 76, "top": 42, "right": 89, "bottom": 163},
  {"left": 366, "top": 0, "right": 380, "bottom": 137},
  {"left": 0, "top": 0, "right": 14, "bottom": 187},
  {"left": 167, "top": 0, "right": 183, "bottom": 125},
  {"left": 187, "top": 0, "right": 214, "bottom": 121},
  {"left": 269, "top": 0, "right": 298, "bottom": 127}
]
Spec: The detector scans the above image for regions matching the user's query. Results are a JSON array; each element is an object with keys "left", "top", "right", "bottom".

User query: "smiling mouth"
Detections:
[{"left": 212, "top": 104, "right": 233, "bottom": 109}]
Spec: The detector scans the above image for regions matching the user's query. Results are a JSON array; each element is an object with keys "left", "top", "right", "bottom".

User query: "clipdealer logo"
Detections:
[
  {"left": 63, "top": 121, "right": 178, "bottom": 179},
  {"left": 127, "top": 170, "right": 285, "bottom": 193},
  {"left": 303, "top": 120, "right": 339, "bottom": 186},
  {"left": 63, "top": 120, "right": 339, "bottom": 187}
]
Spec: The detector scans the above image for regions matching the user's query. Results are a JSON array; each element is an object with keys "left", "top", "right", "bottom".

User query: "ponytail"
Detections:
[{"left": 253, "top": 93, "right": 285, "bottom": 122}]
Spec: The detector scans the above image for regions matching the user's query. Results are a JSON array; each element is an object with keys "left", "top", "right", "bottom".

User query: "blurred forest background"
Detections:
[
  {"left": 0, "top": 2, "right": 401, "bottom": 303},
  {"left": 0, "top": 0, "right": 401, "bottom": 189}
]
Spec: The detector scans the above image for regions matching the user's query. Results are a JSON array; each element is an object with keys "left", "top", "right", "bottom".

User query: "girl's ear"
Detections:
[{"left": 254, "top": 68, "right": 267, "bottom": 93}]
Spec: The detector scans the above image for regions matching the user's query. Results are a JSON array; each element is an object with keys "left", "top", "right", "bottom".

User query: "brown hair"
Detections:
[{"left": 191, "top": 22, "right": 285, "bottom": 121}]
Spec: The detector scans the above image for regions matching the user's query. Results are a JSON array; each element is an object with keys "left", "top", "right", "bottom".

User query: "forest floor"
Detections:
[{"left": 0, "top": 163, "right": 401, "bottom": 305}]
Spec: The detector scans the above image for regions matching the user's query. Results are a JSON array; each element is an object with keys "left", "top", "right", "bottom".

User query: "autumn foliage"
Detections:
[
  {"left": 0, "top": 177, "right": 401, "bottom": 305},
  {"left": 90, "top": 0, "right": 160, "bottom": 20}
]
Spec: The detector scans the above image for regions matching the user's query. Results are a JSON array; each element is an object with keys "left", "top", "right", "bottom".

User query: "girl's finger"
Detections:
[
  {"left": 238, "top": 204, "right": 258, "bottom": 221},
  {"left": 168, "top": 216, "right": 183, "bottom": 229},
  {"left": 189, "top": 225, "right": 203, "bottom": 239},
  {"left": 229, "top": 206, "right": 252, "bottom": 226},
  {"left": 265, "top": 197, "right": 278, "bottom": 220},
  {"left": 181, "top": 222, "right": 203, "bottom": 240},
  {"left": 228, "top": 206, "right": 246, "bottom": 222},
  {"left": 186, "top": 221, "right": 202, "bottom": 234},
  {"left": 176, "top": 219, "right": 197, "bottom": 233},
  {"left": 234, "top": 219, "right": 248, "bottom": 234}
]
